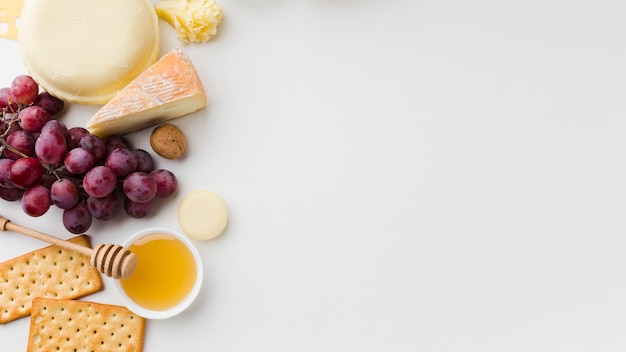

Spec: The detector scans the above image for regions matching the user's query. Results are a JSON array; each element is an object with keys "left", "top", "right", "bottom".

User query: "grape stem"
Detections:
[
  {"left": 0, "top": 136, "right": 68, "bottom": 181},
  {"left": 0, "top": 106, "right": 79, "bottom": 184},
  {"left": 0, "top": 132, "right": 27, "bottom": 158}
]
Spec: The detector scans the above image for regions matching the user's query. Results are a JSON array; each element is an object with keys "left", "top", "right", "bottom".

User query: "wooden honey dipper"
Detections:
[{"left": 0, "top": 215, "right": 137, "bottom": 279}]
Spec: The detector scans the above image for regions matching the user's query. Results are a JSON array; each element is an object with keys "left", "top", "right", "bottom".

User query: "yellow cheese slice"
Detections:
[
  {"left": 0, "top": 0, "right": 24, "bottom": 40},
  {"left": 86, "top": 48, "right": 207, "bottom": 138},
  {"left": 18, "top": 0, "right": 159, "bottom": 105}
]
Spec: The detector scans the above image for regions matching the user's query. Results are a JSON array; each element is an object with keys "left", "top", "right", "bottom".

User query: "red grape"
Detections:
[
  {"left": 0, "top": 87, "right": 18, "bottom": 111},
  {"left": 64, "top": 147, "right": 95, "bottom": 174},
  {"left": 35, "top": 130, "right": 66, "bottom": 165},
  {"left": 50, "top": 178, "right": 79, "bottom": 209},
  {"left": 18, "top": 105, "right": 50, "bottom": 133},
  {"left": 123, "top": 172, "right": 156, "bottom": 203},
  {"left": 133, "top": 149, "right": 155, "bottom": 173},
  {"left": 4, "top": 130, "right": 35, "bottom": 159},
  {"left": 87, "top": 193, "right": 121, "bottom": 220},
  {"left": 62, "top": 202, "right": 92, "bottom": 234},
  {"left": 66, "top": 127, "right": 90, "bottom": 150},
  {"left": 105, "top": 136, "right": 130, "bottom": 154},
  {"left": 21, "top": 185, "right": 51, "bottom": 217},
  {"left": 10, "top": 157, "right": 43, "bottom": 189},
  {"left": 105, "top": 148, "right": 137, "bottom": 177},
  {"left": 41, "top": 120, "right": 68, "bottom": 137},
  {"left": 83, "top": 166, "right": 116, "bottom": 198},
  {"left": 0, "top": 158, "right": 15, "bottom": 188},
  {"left": 34, "top": 91, "right": 64, "bottom": 115},
  {"left": 39, "top": 174, "right": 56, "bottom": 189},
  {"left": 79, "top": 134, "right": 106, "bottom": 161},
  {"left": 0, "top": 186, "right": 23, "bottom": 201},
  {"left": 11, "top": 75, "right": 39, "bottom": 106},
  {"left": 124, "top": 198, "right": 152, "bottom": 218},
  {"left": 150, "top": 169, "right": 177, "bottom": 198}
]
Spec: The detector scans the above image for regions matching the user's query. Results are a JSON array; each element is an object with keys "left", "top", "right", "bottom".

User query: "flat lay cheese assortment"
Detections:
[{"left": 0, "top": 0, "right": 229, "bottom": 350}]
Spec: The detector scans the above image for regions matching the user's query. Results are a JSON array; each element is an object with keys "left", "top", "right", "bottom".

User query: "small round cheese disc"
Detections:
[
  {"left": 18, "top": 0, "right": 159, "bottom": 105},
  {"left": 178, "top": 190, "right": 228, "bottom": 240}
]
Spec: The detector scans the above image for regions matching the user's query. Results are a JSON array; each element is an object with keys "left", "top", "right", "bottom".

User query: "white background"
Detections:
[{"left": 3, "top": 0, "right": 626, "bottom": 350}]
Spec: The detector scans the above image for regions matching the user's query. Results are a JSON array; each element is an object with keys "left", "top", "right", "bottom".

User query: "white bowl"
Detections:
[{"left": 112, "top": 227, "right": 203, "bottom": 319}]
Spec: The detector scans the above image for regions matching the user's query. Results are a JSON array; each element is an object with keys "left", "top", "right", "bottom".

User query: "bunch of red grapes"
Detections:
[{"left": 0, "top": 75, "right": 178, "bottom": 233}]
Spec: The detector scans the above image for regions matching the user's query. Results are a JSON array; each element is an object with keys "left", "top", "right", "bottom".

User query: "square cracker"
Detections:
[
  {"left": 27, "top": 297, "right": 146, "bottom": 352},
  {"left": 0, "top": 235, "right": 103, "bottom": 324}
]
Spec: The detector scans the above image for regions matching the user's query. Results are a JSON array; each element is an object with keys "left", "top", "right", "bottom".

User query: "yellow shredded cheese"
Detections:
[{"left": 154, "top": 0, "right": 223, "bottom": 44}]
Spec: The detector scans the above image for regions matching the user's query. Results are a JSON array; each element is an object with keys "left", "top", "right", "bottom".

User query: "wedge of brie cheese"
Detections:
[{"left": 86, "top": 48, "right": 207, "bottom": 138}]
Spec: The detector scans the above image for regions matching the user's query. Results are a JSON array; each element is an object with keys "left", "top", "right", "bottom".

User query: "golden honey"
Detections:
[{"left": 120, "top": 233, "right": 197, "bottom": 311}]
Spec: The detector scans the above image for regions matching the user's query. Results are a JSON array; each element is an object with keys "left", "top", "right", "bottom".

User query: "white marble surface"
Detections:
[{"left": 3, "top": 0, "right": 626, "bottom": 350}]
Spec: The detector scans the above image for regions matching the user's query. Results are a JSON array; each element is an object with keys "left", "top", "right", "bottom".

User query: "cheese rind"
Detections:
[
  {"left": 18, "top": 0, "right": 160, "bottom": 105},
  {"left": 86, "top": 48, "right": 206, "bottom": 137}
]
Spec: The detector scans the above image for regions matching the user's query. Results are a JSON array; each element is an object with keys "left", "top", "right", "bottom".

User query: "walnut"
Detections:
[{"left": 149, "top": 123, "right": 187, "bottom": 159}]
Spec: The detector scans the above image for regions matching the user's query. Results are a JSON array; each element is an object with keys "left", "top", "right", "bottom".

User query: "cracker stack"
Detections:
[
  {"left": 27, "top": 297, "right": 146, "bottom": 352},
  {"left": 0, "top": 235, "right": 103, "bottom": 324}
]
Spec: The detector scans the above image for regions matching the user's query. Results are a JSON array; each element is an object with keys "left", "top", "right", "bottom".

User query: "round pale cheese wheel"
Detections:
[
  {"left": 18, "top": 0, "right": 160, "bottom": 105},
  {"left": 178, "top": 190, "right": 228, "bottom": 240}
]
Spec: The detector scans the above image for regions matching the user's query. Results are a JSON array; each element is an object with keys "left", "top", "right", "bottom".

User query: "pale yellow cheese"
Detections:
[
  {"left": 155, "top": 0, "right": 223, "bottom": 43},
  {"left": 178, "top": 190, "right": 228, "bottom": 240},
  {"left": 86, "top": 48, "right": 206, "bottom": 138},
  {"left": 0, "top": 0, "right": 24, "bottom": 40},
  {"left": 18, "top": 0, "right": 160, "bottom": 105}
]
